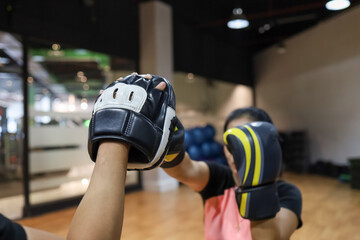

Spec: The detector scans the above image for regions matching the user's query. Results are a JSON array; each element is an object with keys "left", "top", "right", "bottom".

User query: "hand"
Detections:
[
  {"left": 137, "top": 74, "right": 185, "bottom": 168},
  {"left": 141, "top": 74, "right": 185, "bottom": 168},
  {"left": 88, "top": 73, "right": 178, "bottom": 170},
  {"left": 100, "top": 73, "right": 166, "bottom": 93},
  {"left": 224, "top": 122, "right": 282, "bottom": 220},
  {"left": 160, "top": 116, "right": 185, "bottom": 168}
]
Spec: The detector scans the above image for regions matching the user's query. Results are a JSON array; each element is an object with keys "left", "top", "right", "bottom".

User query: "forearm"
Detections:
[
  {"left": 250, "top": 219, "right": 281, "bottom": 240},
  {"left": 24, "top": 227, "right": 65, "bottom": 240},
  {"left": 250, "top": 208, "right": 298, "bottom": 240},
  {"left": 67, "top": 142, "right": 129, "bottom": 240},
  {"left": 163, "top": 153, "right": 209, "bottom": 192}
]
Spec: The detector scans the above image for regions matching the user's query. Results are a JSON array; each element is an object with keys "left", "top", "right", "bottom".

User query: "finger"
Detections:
[
  {"left": 99, "top": 89, "right": 104, "bottom": 94},
  {"left": 131, "top": 72, "right": 138, "bottom": 76},
  {"left": 155, "top": 82, "right": 166, "bottom": 91},
  {"left": 116, "top": 77, "right": 123, "bottom": 80},
  {"left": 144, "top": 74, "right": 152, "bottom": 79}
]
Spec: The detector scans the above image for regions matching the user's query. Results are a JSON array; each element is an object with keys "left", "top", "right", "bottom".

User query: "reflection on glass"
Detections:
[
  {"left": 0, "top": 32, "right": 139, "bottom": 218},
  {"left": 27, "top": 38, "right": 139, "bottom": 206},
  {"left": 0, "top": 31, "right": 24, "bottom": 219}
]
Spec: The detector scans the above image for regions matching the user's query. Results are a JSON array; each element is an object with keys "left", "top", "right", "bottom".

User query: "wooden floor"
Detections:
[{"left": 17, "top": 172, "right": 360, "bottom": 240}]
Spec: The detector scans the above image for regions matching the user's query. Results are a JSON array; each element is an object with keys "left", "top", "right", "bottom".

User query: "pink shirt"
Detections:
[{"left": 203, "top": 187, "right": 252, "bottom": 240}]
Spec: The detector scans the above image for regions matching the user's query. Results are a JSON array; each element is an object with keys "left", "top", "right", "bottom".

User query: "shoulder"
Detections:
[
  {"left": 199, "top": 162, "right": 235, "bottom": 200},
  {"left": 276, "top": 180, "right": 302, "bottom": 199},
  {"left": 276, "top": 181, "right": 303, "bottom": 228}
]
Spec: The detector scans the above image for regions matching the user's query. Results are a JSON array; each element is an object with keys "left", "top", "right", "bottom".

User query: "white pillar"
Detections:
[{"left": 139, "top": 0, "right": 178, "bottom": 192}]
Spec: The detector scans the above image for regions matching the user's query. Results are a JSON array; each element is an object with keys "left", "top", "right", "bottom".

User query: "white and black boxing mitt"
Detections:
[{"left": 88, "top": 74, "right": 177, "bottom": 170}]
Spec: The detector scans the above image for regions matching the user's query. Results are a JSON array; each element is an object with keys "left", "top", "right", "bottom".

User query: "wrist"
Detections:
[
  {"left": 96, "top": 141, "right": 130, "bottom": 164},
  {"left": 161, "top": 148, "right": 185, "bottom": 168}
]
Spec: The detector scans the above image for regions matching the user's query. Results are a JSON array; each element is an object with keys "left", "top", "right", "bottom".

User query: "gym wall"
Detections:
[
  {"left": 254, "top": 5, "right": 360, "bottom": 165},
  {"left": 173, "top": 72, "right": 253, "bottom": 142}
]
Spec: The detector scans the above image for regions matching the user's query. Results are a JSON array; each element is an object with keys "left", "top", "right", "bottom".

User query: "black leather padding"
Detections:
[
  {"left": 88, "top": 74, "right": 177, "bottom": 170},
  {"left": 160, "top": 116, "right": 185, "bottom": 168},
  {"left": 88, "top": 109, "right": 162, "bottom": 164}
]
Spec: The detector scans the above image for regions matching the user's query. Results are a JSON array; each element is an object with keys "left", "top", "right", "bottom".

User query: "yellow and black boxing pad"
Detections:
[
  {"left": 223, "top": 121, "right": 281, "bottom": 220},
  {"left": 160, "top": 117, "right": 185, "bottom": 168}
]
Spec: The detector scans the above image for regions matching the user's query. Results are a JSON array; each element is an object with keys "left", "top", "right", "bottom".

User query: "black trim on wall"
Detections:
[{"left": 21, "top": 34, "right": 31, "bottom": 218}]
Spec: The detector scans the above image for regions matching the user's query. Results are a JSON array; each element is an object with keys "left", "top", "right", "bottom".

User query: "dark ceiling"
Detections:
[
  {"left": 1, "top": 0, "right": 359, "bottom": 86},
  {"left": 170, "top": 0, "right": 354, "bottom": 50}
]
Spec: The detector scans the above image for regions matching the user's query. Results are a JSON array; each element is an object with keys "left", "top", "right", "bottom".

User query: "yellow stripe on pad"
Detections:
[
  {"left": 244, "top": 125, "right": 262, "bottom": 186},
  {"left": 240, "top": 192, "right": 248, "bottom": 217},
  {"left": 224, "top": 128, "right": 251, "bottom": 184},
  {"left": 164, "top": 153, "right": 179, "bottom": 162}
]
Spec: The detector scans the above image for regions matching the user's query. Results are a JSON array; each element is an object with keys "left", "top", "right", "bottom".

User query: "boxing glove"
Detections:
[{"left": 223, "top": 121, "right": 281, "bottom": 220}]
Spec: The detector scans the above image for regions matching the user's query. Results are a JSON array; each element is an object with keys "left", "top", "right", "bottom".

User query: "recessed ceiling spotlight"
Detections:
[
  {"left": 263, "top": 23, "right": 271, "bottom": 31},
  {"left": 187, "top": 73, "right": 194, "bottom": 80},
  {"left": 227, "top": 8, "right": 249, "bottom": 29},
  {"left": 80, "top": 99, "right": 88, "bottom": 110},
  {"left": 277, "top": 42, "right": 287, "bottom": 55},
  {"left": 80, "top": 76, "right": 87, "bottom": 83},
  {"left": 77, "top": 71, "right": 84, "bottom": 78},
  {"left": 325, "top": 0, "right": 350, "bottom": 11},
  {"left": 186, "top": 73, "right": 195, "bottom": 83},
  {"left": 52, "top": 43, "right": 61, "bottom": 51},
  {"left": 27, "top": 77, "right": 34, "bottom": 84}
]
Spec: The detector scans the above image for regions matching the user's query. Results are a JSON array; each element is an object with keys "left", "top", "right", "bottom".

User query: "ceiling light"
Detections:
[
  {"left": 263, "top": 23, "right": 271, "bottom": 31},
  {"left": 32, "top": 56, "right": 44, "bottom": 62},
  {"left": 227, "top": 19, "right": 249, "bottom": 29},
  {"left": 77, "top": 71, "right": 84, "bottom": 78},
  {"left": 52, "top": 43, "right": 61, "bottom": 51},
  {"left": 27, "top": 77, "right": 34, "bottom": 84},
  {"left": 69, "top": 105, "right": 76, "bottom": 112},
  {"left": 80, "top": 76, "right": 87, "bottom": 83},
  {"left": 277, "top": 42, "right": 287, "bottom": 54},
  {"left": 0, "top": 57, "right": 10, "bottom": 65},
  {"left": 81, "top": 178, "right": 89, "bottom": 186},
  {"left": 325, "top": 0, "right": 350, "bottom": 11},
  {"left": 68, "top": 94, "right": 76, "bottom": 104},
  {"left": 80, "top": 101, "right": 88, "bottom": 110},
  {"left": 186, "top": 73, "right": 195, "bottom": 83},
  {"left": 227, "top": 8, "right": 249, "bottom": 29}
]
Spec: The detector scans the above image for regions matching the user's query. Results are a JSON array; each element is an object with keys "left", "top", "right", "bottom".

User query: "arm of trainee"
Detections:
[
  {"left": 67, "top": 142, "right": 130, "bottom": 240},
  {"left": 163, "top": 152, "right": 210, "bottom": 192},
  {"left": 24, "top": 227, "right": 65, "bottom": 240}
]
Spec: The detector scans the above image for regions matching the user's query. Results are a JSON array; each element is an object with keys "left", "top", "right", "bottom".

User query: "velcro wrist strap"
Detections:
[
  {"left": 161, "top": 148, "right": 185, "bottom": 168},
  {"left": 236, "top": 182, "right": 280, "bottom": 221}
]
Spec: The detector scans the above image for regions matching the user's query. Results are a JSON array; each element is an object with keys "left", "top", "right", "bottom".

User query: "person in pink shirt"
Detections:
[{"left": 163, "top": 107, "right": 302, "bottom": 240}]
